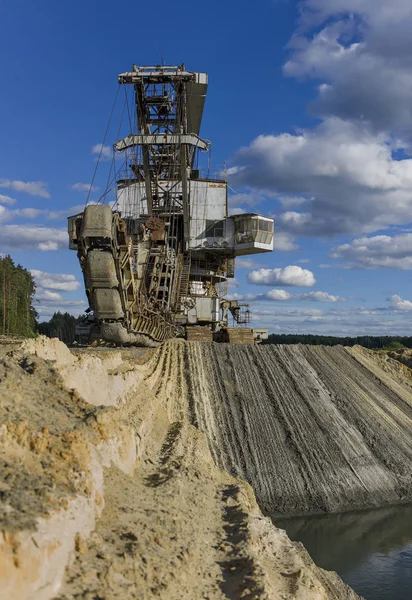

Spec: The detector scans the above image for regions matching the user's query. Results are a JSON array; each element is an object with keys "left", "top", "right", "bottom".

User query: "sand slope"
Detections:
[
  {"left": 0, "top": 337, "right": 360, "bottom": 600},
  {"left": 179, "top": 343, "right": 412, "bottom": 515}
]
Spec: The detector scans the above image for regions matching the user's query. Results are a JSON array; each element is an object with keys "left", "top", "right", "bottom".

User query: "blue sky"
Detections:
[{"left": 2, "top": 0, "right": 412, "bottom": 335}]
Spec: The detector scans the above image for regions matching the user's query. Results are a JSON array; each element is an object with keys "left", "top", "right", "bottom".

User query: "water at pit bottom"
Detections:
[{"left": 275, "top": 503, "right": 412, "bottom": 600}]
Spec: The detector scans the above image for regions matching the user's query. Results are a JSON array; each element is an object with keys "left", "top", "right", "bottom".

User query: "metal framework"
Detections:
[{"left": 115, "top": 64, "right": 209, "bottom": 242}]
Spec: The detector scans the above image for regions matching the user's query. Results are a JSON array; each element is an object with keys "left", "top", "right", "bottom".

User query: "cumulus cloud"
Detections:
[
  {"left": 274, "top": 232, "right": 298, "bottom": 251},
  {"left": 231, "top": 118, "right": 412, "bottom": 237},
  {"left": 331, "top": 233, "right": 412, "bottom": 269},
  {"left": 248, "top": 265, "right": 315, "bottom": 287},
  {"left": 0, "top": 226, "right": 68, "bottom": 251},
  {"left": 14, "top": 208, "right": 43, "bottom": 219},
  {"left": 299, "top": 291, "right": 342, "bottom": 302},
  {"left": 92, "top": 144, "right": 112, "bottom": 161},
  {"left": 286, "top": 1, "right": 412, "bottom": 136},
  {"left": 35, "top": 290, "right": 63, "bottom": 301},
  {"left": 0, "top": 194, "right": 16, "bottom": 206},
  {"left": 235, "top": 257, "right": 264, "bottom": 269},
  {"left": 33, "top": 279, "right": 86, "bottom": 321},
  {"left": 228, "top": 288, "right": 343, "bottom": 303},
  {"left": 30, "top": 270, "right": 80, "bottom": 292},
  {"left": 0, "top": 179, "right": 50, "bottom": 199},
  {"left": 278, "top": 195, "right": 310, "bottom": 208},
  {"left": 227, "top": 278, "right": 240, "bottom": 289},
  {"left": 388, "top": 295, "right": 412, "bottom": 311},
  {"left": 265, "top": 289, "right": 292, "bottom": 301},
  {"left": 0, "top": 206, "right": 13, "bottom": 223},
  {"left": 71, "top": 183, "right": 99, "bottom": 193},
  {"left": 0, "top": 205, "right": 89, "bottom": 225},
  {"left": 228, "top": 2, "right": 412, "bottom": 240}
]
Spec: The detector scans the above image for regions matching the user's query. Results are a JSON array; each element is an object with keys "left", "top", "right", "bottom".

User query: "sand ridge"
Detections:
[{"left": 0, "top": 337, "right": 376, "bottom": 599}]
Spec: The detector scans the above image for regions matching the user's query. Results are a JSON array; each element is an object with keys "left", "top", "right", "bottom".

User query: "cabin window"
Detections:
[{"left": 235, "top": 217, "right": 273, "bottom": 244}]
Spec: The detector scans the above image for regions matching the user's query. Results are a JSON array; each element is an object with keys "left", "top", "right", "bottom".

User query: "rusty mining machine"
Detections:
[{"left": 68, "top": 64, "right": 274, "bottom": 346}]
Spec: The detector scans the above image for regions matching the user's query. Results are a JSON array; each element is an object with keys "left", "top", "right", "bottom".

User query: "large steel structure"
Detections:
[{"left": 68, "top": 64, "right": 274, "bottom": 345}]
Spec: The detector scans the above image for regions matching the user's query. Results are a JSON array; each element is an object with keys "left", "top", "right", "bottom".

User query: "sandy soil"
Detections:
[
  {"left": 178, "top": 342, "right": 412, "bottom": 515},
  {"left": 0, "top": 337, "right": 361, "bottom": 600}
]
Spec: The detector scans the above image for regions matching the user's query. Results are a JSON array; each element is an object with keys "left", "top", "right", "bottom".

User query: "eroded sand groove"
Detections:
[
  {"left": 179, "top": 342, "right": 412, "bottom": 515},
  {"left": 0, "top": 337, "right": 361, "bottom": 600}
]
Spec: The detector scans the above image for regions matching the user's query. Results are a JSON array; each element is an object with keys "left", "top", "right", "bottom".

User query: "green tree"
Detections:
[
  {"left": 38, "top": 311, "right": 83, "bottom": 345},
  {"left": 0, "top": 255, "right": 37, "bottom": 336}
]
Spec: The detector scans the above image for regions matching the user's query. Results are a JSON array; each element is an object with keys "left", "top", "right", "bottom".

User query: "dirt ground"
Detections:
[{"left": 0, "top": 336, "right": 361, "bottom": 600}]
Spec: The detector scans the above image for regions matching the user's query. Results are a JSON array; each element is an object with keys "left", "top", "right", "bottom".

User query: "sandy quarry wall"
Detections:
[
  {"left": 0, "top": 337, "right": 361, "bottom": 600},
  {"left": 176, "top": 342, "right": 412, "bottom": 516}
]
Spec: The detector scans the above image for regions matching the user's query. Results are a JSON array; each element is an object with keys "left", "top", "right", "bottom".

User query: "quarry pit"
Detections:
[{"left": 3, "top": 337, "right": 412, "bottom": 599}]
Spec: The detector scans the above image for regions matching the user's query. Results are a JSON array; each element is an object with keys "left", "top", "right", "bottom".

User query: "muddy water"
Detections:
[{"left": 275, "top": 504, "right": 412, "bottom": 600}]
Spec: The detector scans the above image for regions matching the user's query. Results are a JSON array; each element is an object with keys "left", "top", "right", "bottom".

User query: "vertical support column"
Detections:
[
  {"left": 180, "top": 82, "right": 190, "bottom": 246},
  {"left": 135, "top": 83, "right": 153, "bottom": 215},
  {"left": 142, "top": 146, "right": 153, "bottom": 215},
  {"left": 181, "top": 145, "right": 190, "bottom": 245}
]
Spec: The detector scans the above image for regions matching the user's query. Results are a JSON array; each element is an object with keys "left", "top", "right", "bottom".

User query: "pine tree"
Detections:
[{"left": 0, "top": 255, "right": 37, "bottom": 336}]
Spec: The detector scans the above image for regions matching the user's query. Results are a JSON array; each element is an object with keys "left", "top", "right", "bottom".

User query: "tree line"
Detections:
[
  {"left": 0, "top": 255, "right": 37, "bottom": 336},
  {"left": 263, "top": 334, "right": 412, "bottom": 350},
  {"left": 0, "top": 255, "right": 83, "bottom": 344},
  {"left": 37, "top": 312, "right": 85, "bottom": 345}
]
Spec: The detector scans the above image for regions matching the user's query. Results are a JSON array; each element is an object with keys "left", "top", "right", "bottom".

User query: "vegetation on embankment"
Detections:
[{"left": 263, "top": 333, "right": 412, "bottom": 350}]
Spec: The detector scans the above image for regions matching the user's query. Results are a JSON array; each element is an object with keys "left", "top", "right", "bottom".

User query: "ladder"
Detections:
[{"left": 177, "top": 251, "right": 191, "bottom": 308}]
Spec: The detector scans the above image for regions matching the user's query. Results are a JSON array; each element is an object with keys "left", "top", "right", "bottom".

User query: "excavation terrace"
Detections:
[{"left": 3, "top": 336, "right": 412, "bottom": 599}]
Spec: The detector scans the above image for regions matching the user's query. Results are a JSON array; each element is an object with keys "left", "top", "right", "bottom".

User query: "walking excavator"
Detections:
[{"left": 68, "top": 64, "right": 274, "bottom": 346}]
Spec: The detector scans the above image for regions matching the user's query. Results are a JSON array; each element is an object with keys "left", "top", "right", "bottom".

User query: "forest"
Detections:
[
  {"left": 37, "top": 311, "right": 85, "bottom": 345},
  {"left": 263, "top": 333, "right": 412, "bottom": 350},
  {"left": 0, "top": 255, "right": 37, "bottom": 337}
]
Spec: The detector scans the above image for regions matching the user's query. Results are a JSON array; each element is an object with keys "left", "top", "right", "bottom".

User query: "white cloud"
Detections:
[
  {"left": 229, "top": 2, "right": 412, "bottom": 239},
  {"left": 331, "top": 233, "right": 412, "bottom": 269},
  {"left": 248, "top": 265, "right": 315, "bottom": 287},
  {"left": 0, "top": 179, "right": 50, "bottom": 199},
  {"left": 297, "top": 259, "right": 311, "bottom": 264},
  {"left": 228, "top": 288, "right": 344, "bottom": 303},
  {"left": 227, "top": 278, "right": 240, "bottom": 289},
  {"left": 278, "top": 195, "right": 310, "bottom": 208},
  {"left": 30, "top": 270, "right": 80, "bottom": 292},
  {"left": 285, "top": 1, "right": 412, "bottom": 136},
  {"left": 229, "top": 207, "right": 247, "bottom": 215},
  {"left": 0, "top": 206, "right": 13, "bottom": 223},
  {"left": 35, "top": 290, "right": 63, "bottom": 301},
  {"left": 274, "top": 232, "right": 298, "bottom": 251},
  {"left": 0, "top": 226, "right": 68, "bottom": 251},
  {"left": 71, "top": 183, "right": 99, "bottom": 193},
  {"left": 231, "top": 117, "right": 412, "bottom": 237},
  {"left": 299, "top": 291, "right": 342, "bottom": 302},
  {"left": 38, "top": 241, "right": 60, "bottom": 251},
  {"left": 389, "top": 294, "right": 412, "bottom": 311},
  {"left": 0, "top": 194, "right": 16, "bottom": 206},
  {"left": 92, "top": 144, "right": 112, "bottom": 161},
  {"left": 235, "top": 257, "right": 263, "bottom": 269},
  {"left": 265, "top": 289, "right": 292, "bottom": 301},
  {"left": 14, "top": 208, "right": 43, "bottom": 219}
]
